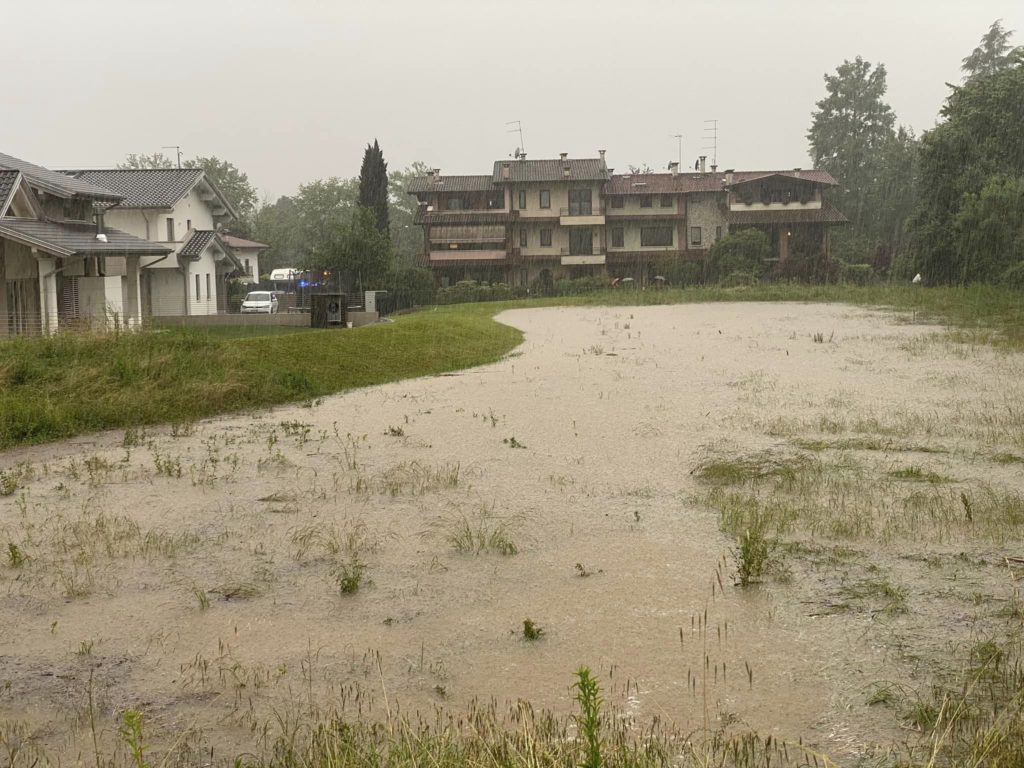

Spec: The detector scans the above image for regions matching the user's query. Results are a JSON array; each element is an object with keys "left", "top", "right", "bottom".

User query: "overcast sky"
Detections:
[{"left": 4, "top": 0, "right": 1020, "bottom": 199}]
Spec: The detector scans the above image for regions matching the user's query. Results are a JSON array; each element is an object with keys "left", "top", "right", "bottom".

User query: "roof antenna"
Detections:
[
  {"left": 505, "top": 121, "right": 525, "bottom": 157},
  {"left": 702, "top": 120, "right": 718, "bottom": 171},
  {"left": 162, "top": 145, "right": 183, "bottom": 169}
]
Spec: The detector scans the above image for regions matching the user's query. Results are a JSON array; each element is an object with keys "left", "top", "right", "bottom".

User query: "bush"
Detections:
[
  {"left": 552, "top": 276, "right": 609, "bottom": 296},
  {"left": 1001, "top": 262, "right": 1024, "bottom": 290},
  {"left": 835, "top": 259, "right": 875, "bottom": 285},
  {"left": 436, "top": 281, "right": 524, "bottom": 305},
  {"left": 707, "top": 230, "right": 771, "bottom": 283},
  {"left": 650, "top": 256, "right": 705, "bottom": 287},
  {"left": 386, "top": 266, "right": 436, "bottom": 308}
]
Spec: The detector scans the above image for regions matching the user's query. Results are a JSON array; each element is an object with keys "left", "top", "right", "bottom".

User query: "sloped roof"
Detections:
[
  {"left": 0, "top": 217, "right": 171, "bottom": 257},
  {"left": 0, "top": 152, "right": 122, "bottom": 201},
  {"left": 408, "top": 175, "right": 495, "bottom": 194},
  {"left": 724, "top": 201, "right": 848, "bottom": 225},
  {"left": 0, "top": 170, "right": 20, "bottom": 215},
  {"left": 221, "top": 234, "right": 269, "bottom": 250},
  {"left": 61, "top": 168, "right": 204, "bottom": 209},
  {"left": 179, "top": 229, "right": 219, "bottom": 258},
  {"left": 604, "top": 169, "right": 838, "bottom": 195},
  {"left": 492, "top": 158, "right": 609, "bottom": 183}
]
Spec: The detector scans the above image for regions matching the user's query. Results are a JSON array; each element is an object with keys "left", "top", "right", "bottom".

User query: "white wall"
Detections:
[
  {"left": 186, "top": 251, "right": 219, "bottom": 316},
  {"left": 78, "top": 276, "right": 124, "bottom": 327},
  {"left": 147, "top": 269, "right": 186, "bottom": 316}
]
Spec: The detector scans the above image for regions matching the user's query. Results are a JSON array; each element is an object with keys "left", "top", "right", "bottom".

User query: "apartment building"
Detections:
[{"left": 408, "top": 152, "right": 847, "bottom": 287}]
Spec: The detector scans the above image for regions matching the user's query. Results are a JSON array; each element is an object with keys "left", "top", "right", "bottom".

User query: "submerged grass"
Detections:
[{"left": 1, "top": 284, "right": 1022, "bottom": 450}]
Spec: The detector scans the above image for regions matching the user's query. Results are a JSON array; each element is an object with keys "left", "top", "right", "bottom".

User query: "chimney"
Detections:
[
  {"left": 598, "top": 149, "right": 606, "bottom": 159},
  {"left": 559, "top": 152, "right": 568, "bottom": 161},
  {"left": 426, "top": 169, "right": 435, "bottom": 177},
  {"left": 793, "top": 167, "right": 802, "bottom": 179},
  {"left": 724, "top": 169, "right": 734, "bottom": 185},
  {"left": 94, "top": 208, "right": 105, "bottom": 236},
  {"left": 710, "top": 164, "right": 718, "bottom": 173},
  {"left": 518, "top": 152, "right": 527, "bottom": 160},
  {"left": 501, "top": 162, "right": 511, "bottom": 180},
  {"left": 699, "top": 156, "right": 707, "bottom": 173},
  {"left": 432, "top": 168, "right": 441, "bottom": 176},
  {"left": 563, "top": 164, "right": 571, "bottom": 178},
  {"left": 669, "top": 161, "right": 679, "bottom": 176}
]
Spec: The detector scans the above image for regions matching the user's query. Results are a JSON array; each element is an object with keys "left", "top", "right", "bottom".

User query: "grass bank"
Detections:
[{"left": 0, "top": 283, "right": 1020, "bottom": 451}]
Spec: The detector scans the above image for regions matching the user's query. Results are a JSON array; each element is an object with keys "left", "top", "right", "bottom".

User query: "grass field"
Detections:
[{"left": 0, "top": 283, "right": 1021, "bottom": 450}]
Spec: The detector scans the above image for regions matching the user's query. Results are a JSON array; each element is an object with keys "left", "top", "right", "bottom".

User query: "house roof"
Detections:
[
  {"left": 604, "top": 169, "right": 838, "bottom": 195},
  {"left": 179, "top": 229, "right": 219, "bottom": 258},
  {"left": 723, "top": 201, "right": 848, "bottom": 225},
  {"left": 492, "top": 158, "right": 609, "bottom": 183},
  {"left": 0, "top": 170, "right": 21, "bottom": 215},
  {"left": 0, "top": 217, "right": 172, "bottom": 257},
  {"left": 0, "top": 152, "right": 122, "bottom": 202},
  {"left": 221, "top": 234, "right": 269, "bottom": 250},
  {"left": 60, "top": 168, "right": 240, "bottom": 220},
  {"left": 407, "top": 175, "right": 495, "bottom": 194}
]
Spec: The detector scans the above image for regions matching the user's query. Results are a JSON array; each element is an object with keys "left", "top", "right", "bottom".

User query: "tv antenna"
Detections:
[
  {"left": 162, "top": 145, "right": 183, "bottom": 168},
  {"left": 671, "top": 133, "right": 683, "bottom": 168},
  {"left": 702, "top": 120, "right": 718, "bottom": 169},
  {"left": 506, "top": 121, "right": 525, "bottom": 156}
]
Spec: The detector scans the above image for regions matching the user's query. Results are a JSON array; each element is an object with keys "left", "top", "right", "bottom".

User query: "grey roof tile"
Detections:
[
  {"left": 492, "top": 158, "right": 609, "bottom": 183},
  {"left": 407, "top": 175, "right": 495, "bottom": 193},
  {"left": 0, "top": 170, "right": 20, "bottom": 213},
  {"left": 61, "top": 168, "right": 205, "bottom": 209},
  {"left": 178, "top": 229, "right": 218, "bottom": 258},
  {"left": 605, "top": 170, "right": 838, "bottom": 195},
  {"left": 0, "top": 217, "right": 172, "bottom": 257},
  {"left": 221, "top": 234, "right": 269, "bottom": 249},
  {"left": 0, "top": 152, "right": 121, "bottom": 201}
]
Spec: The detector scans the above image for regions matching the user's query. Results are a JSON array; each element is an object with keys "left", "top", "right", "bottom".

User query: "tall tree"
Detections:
[
  {"left": 313, "top": 207, "right": 393, "bottom": 295},
  {"left": 387, "top": 161, "right": 430, "bottom": 264},
  {"left": 911, "top": 57, "right": 1024, "bottom": 282},
  {"left": 808, "top": 56, "right": 897, "bottom": 231},
  {"left": 358, "top": 140, "right": 389, "bottom": 234},
  {"left": 962, "top": 19, "right": 1023, "bottom": 80},
  {"left": 184, "top": 156, "right": 258, "bottom": 224}
]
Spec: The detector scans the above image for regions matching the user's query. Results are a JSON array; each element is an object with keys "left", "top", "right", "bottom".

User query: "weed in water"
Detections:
[
  {"left": 522, "top": 618, "right": 544, "bottom": 641},
  {"left": 333, "top": 558, "right": 366, "bottom": 594},
  {"left": 503, "top": 436, "right": 527, "bottom": 449},
  {"left": 6, "top": 542, "right": 26, "bottom": 567},
  {"left": 443, "top": 507, "right": 518, "bottom": 555},
  {"left": 887, "top": 466, "right": 955, "bottom": 483},
  {"left": 573, "top": 666, "right": 603, "bottom": 768},
  {"left": 76, "top": 640, "right": 94, "bottom": 656},
  {"left": 0, "top": 471, "right": 17, "bottom": 497},
  {"left": 192, "top": 587, "right": 210, "bottom": 611},
  {"left": 119, "top": 709, "right": 150, "bottom": 768}
]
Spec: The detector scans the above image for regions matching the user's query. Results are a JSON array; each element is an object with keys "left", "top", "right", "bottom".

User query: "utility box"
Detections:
[
  {"left": 364, "top": 290, "right": 387, "bottom": 314},
  {"left": 311, "top": 293, "right": 347, "bottom": 328}
]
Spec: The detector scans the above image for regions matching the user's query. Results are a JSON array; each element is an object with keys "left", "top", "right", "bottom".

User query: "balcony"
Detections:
[
  {"left": 559, "top": 207, "right": 605, "bottom": 226},
  {"left": 560, "top": 247, "right": 605, "bottom": 266}
]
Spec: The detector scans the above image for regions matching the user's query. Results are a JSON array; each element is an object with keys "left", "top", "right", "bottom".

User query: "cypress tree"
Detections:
[{"left": 358, "top": 139, "right": 390, "bottom": 235}]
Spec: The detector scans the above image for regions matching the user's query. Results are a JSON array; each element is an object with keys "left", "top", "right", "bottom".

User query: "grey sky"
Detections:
[{"left": 4, "top": 0, "right": 1020, "bottom": 199}]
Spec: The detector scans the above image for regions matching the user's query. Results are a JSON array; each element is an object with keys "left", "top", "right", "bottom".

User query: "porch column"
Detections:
[
  {"left": 778, "top": 228, "right": 790, "bottom": 264},
  {"left": 125, "top": 256, "right": 142, "bottom": 327},
  {"left": 182, "top": 263, "right": 191, "bottom": 316},
  {"left": 0, "top": 249, "right": 8, "bottom": 338},
  {"left": 36, "top": 253, "right": 59, "bottom": 335}
]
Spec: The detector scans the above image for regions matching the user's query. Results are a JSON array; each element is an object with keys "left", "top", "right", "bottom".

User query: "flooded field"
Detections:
[{"left": 2, "top": 303, "right": 1023, "bottom": 765}]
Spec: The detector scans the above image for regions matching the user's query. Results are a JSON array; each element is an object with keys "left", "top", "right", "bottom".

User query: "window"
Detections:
[
  {"left": 244, "top": 258, "right": 251, "bottom": 276},
  {"left": 195, "top": 274, "right": 201, "bottom": 301},
  {"left": 690, "top": 226, "right": 702, "bottom": 246},
  {"left": 640, "top": 226, "right": 673, "bottom": 247},
  {"left": 610, "top": 197, "right": 624, "bottom": 209},
  {"left": 166, "top": 218, "right": 175, "bottom": 242},
  {"left": 540, "top": 229, "right": 552, "bottom": 247},
  {"left": 715, "top": 226, "right": 722, "bottom": 241},
  {"left": 186, "top": 219, "right": 192, "bottom": 231},
  {"left": 568, "top": 188, "right": 592, "bottom": 216},
  {"left": 640, "top": 194, "right": 653, "bottom": 208},
  {"left": 660, "top": 194, "right": 673, "bottom": 208},
  {"left": 205, "top": 273, "right": 211, "bottom": 299},
  {"left": 519, "top": 229, "right": 527, "bottom": 247},
  {"left": 518, "top": 190, "right": 527, "bottom": 209},
  {"left": 539, "top": 190, "right": 550, "bottom": 209},
  {"left": 611, "top": 227, "right": 624, "bottom": 248},
  {"left": 569, "top": 228, "right": 593, "bottom": 255},
  {"left": 447, "top": 195, "right": 469, "bottom": 210}
]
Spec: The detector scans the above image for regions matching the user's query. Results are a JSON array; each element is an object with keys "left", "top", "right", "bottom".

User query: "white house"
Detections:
[
  {"left": 60, "top": 168, "right": 244, "bottom": 316},
  {"left": 221, "top": 234, "right": 268, "bottom": 284},
  {"left": 0, "top": 152, "right": 171, "bottom": 335}
]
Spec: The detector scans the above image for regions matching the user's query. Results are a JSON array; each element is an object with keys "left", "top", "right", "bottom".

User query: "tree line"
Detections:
[{"left": 808, "top": 19, "right": 1024, "bottom": 285}]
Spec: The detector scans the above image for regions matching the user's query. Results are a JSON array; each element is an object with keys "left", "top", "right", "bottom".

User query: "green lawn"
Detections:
[{"left": 0, "top": 284, "right": 1020, "bottom": 450}]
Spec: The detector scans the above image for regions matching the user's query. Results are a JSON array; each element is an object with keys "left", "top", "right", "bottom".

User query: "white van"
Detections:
[{"left": 240, "top": 291, "right": 279, "bottom": 314}]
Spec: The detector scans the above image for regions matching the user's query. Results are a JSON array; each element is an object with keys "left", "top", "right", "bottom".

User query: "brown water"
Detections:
[{"left": 1, "top": 303, "right": 1022, "bottom": 764}]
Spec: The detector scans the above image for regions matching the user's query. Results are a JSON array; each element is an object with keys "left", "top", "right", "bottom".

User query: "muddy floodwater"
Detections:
[{"left": 2, "top": 303, "right": 1023, "bottom": 763}]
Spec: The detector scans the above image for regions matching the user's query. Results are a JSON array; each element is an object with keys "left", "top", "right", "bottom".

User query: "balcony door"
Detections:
[
  {"left": 569, "top": 228, "right": 593, "bottom": 256},
  {"left": 568, "top": 189, "right": 592, "bottom": 216}
]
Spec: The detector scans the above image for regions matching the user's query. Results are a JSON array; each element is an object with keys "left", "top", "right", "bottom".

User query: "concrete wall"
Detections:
[
  {"left": 78, "top": 276, "right": 124, "bottom": 326},
  {"left": 147, "top": 268, "right": 186, "bottom": 316}
]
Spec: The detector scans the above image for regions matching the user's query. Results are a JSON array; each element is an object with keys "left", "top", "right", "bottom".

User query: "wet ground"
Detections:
[{"left": 2, "top": 303, "right": 1022, "bottom": 764}]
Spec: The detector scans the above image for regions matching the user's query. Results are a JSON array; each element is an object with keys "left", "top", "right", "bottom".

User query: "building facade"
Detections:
[{"left": 408, "top": 153, "right": 847, "bottom": 288}]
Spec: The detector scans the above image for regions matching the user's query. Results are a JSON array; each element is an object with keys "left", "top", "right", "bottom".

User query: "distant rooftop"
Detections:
[{"left": 0, "top": 152, "right": 122, "bottom": 201}]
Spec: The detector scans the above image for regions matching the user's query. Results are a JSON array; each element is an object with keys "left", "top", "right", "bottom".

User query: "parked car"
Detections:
[{"left": 240, "top": 291, "right": 279, "bottom": 314}]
